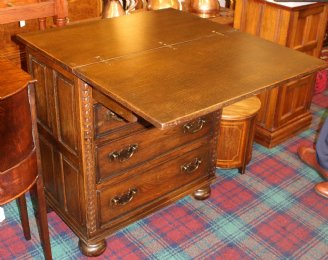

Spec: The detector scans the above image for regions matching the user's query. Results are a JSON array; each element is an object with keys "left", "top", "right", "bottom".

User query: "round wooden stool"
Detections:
[
  {"left": 216, "top": 96, "right": 261, "bottom": 174},
  {"left": 0, "top": 59, "right": 52, "bottom": 259}
]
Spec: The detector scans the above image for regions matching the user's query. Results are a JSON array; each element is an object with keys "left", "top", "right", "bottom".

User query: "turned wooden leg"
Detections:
[
  {"left": 78, "top": 239, "right": 107, "bottom": 257},
  {"left": 54, "top": 18, "right": 67, "bottom": 27},
  {"left": 35, "top": 177, "right": 52, "bottom": 260},
  {"left": 193, "top": 185, "right": 211, "bottom": 200},
  {"left": 38, "top": 18, "right": 46, "bottom": 30},
  {"left": 17, "top": 194, "right": 31, "bottom": 240}
]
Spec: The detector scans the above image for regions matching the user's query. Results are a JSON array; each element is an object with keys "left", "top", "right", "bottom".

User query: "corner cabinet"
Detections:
[{"left": 234, "top": 0, "right": 328, "bottom": 147}]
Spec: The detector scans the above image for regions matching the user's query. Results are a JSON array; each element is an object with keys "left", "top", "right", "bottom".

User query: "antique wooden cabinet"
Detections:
[
  {"left": 234, "top": 0, "right": 328, "bottom": 147},
  {"left": 18, "top": 9, "right": 326, "bottom": 256}
]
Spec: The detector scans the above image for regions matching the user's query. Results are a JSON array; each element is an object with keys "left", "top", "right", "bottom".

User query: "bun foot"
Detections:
[
  {"left": 193, "top": 185, "right": 211, "bottom": 200},
  {"left": 78, "top": 239, "right": 107, "bottom": 256}
]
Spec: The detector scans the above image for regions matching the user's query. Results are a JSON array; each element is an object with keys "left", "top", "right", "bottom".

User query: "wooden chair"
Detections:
[
  {"left": 0, "top": 0, "right": 68, "bottom": 29},
  {"left": 216, "top": 96, "right": 261, "bottom": 174},
  {"left": 0, "top": 0, "right": 68, "bottom": 67},
  {"left": 0, "top": 58, "right": 52, "bottom": 259}
]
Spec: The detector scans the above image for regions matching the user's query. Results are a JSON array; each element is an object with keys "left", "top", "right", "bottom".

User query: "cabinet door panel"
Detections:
[
  {"left": 288, "top": 5, "right": 327, "bottom": 57},
  {"left": 56, "top": 73, "right": 78, "bottom": 151},
  {"left": 276, "top": 74, "right": 315, "bottom": 127},
  {"left": 30, "top": 58, "right": 54, "bottom": 132}
]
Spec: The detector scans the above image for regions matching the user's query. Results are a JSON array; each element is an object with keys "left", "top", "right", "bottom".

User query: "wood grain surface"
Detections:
[
  {"left": 0, "top": 58, "right": 33, "bottom": 99},
  {"left": 17, "top": 9, "right": 327, "bottom": 129},
  {"left": 222, "top": 96, "right": 261, "bottom": 119}
]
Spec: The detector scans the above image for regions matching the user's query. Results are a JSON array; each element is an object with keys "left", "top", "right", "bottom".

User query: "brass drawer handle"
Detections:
[
  {"left": 106, "top": 110, "right": 124, "bottom": 122},
  {"left": 108, "top": 144, "right": 138, "bottom": 162},
  {"left": 181, "top": 158, "right": 202, "bottom": 174},
  {"left": 96, "top": 110, "right": 124, "bottom": 129},
  {"left": 111, "top": 188, "right": 138, "bottom": 206},
  {"left": 183, "top": 118, "right": 206, "bottom": 134}
]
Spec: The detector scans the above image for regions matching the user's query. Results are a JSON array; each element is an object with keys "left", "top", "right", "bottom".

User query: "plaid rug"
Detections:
[
  {"left": 1, "top": 95, "right": 327, "bottom": 259},
  {"left": 0, "top": 90, "right": 328, "bottom": 259}
]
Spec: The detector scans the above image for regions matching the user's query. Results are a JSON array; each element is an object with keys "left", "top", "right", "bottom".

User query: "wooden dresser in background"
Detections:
[{"left": 234, "top": 0, "right": 328, "bottom": 147}]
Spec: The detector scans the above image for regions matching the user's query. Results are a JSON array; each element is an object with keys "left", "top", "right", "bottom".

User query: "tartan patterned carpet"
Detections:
[
  {"left": 1, "top": 90, "right": 327, "bottom": 259},
  {"left": 0, "top": 83, "right": 327, "bottom": 259}
]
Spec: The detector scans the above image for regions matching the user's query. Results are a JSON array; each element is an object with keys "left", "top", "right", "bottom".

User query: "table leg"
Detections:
[{"left": 17, "top": 194, "right": 31, "bottom": 240}]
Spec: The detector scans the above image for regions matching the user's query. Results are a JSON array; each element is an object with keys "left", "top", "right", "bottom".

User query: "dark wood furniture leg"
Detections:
[
  {"left": 35, "top": 177, "right": 52, "bottom": 260},
  {"left": 17, "top": 195, "right": 31, "bottom": 240}
]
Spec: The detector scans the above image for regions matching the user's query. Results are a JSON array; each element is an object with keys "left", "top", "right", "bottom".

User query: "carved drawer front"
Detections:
[
  {"left": 96, "top": 113, "right": 214, "bottom": 182},
  {"left": 97, "top": 144, "right": 211, "bottom": 228},
  {"left": 94, "top": 103, "right": 147, "bottom": 138}
]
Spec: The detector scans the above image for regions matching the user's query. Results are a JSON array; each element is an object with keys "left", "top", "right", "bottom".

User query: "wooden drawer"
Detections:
[
  {"left": 94, "top": 103, "right": 148, "bottom": 139},
  {"left": 96, "top": 113, "right": 215, "bottom": 182},
  {"left": 97, "top": 143, "right": 212, "bottom": 228}
]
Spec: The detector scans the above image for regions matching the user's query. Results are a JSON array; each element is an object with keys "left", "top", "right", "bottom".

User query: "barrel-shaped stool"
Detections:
[
  {"left": 216, "top": 96, "right": 261, "bottom": 174},
  {"left": 0, "top": 58, "right": 52, "bottom": 259}
]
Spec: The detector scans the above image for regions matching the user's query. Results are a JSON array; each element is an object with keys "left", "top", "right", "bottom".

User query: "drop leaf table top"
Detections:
[{"left": 17, "top": 8, "right": 327, "bottom": 129}]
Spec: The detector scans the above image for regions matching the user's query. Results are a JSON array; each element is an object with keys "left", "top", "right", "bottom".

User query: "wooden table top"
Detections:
[{"left": 17, "top": 9, "right": 327, "bottom": 129}]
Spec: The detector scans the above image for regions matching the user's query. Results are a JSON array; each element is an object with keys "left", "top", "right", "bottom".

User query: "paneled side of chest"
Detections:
[
  {"left": 26, "top": 49, "right": 219, "bottom": 255},
  {"left": 27, "top": 50, "right": 88, "bottom": 235}
]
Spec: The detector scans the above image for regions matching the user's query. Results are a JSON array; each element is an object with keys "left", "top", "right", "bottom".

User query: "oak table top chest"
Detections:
[{"left": 17, "top": 9, "right": 326, "bottom": 256}]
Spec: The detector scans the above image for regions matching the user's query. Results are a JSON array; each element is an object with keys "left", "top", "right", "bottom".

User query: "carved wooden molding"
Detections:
[
  {"left": 210, "top": 110, "right": 221, "bottom": 176},
  {"left": 79, "top": 80, "right": 97, "bottom": 235}
]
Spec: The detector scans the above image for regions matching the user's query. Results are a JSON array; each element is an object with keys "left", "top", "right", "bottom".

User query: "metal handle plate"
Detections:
[
  {"left": 181, "top": 158, "right": 202, "bottom": 174},
  {"left": 106, "top": 110, "right": 124, "bottom": 122},
  {"left": 183, "top": 118, "right": 206, "bottom": 134},
  {"left": 108, "top": 144, "right": 138, "bottom": 162},
  {"left": 111, "top": 188, "right": 138, "bottom": 207}
]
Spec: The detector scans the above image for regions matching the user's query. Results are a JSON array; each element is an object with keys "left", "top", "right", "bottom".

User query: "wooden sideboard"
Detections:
[
  {"left": 17, "top": 9, "right": 326, "bottom": 256},
  {"left": 234, "top": 0, "right": 328, "bottom": 147}
]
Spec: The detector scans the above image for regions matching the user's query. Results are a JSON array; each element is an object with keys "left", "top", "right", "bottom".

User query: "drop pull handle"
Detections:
[
  {"left": 106, "top": 110, "right": 124, "bottom": 122},
  {"left": 111, "top": 188, "right": 138, "bottom": 207},
  {"left": 183, "top": 118, "right": 205, "bottom": 134},
  {"left": 181, "top": 158, "right": 202, "bottom": 174},
  {"left": 108, "top": 144, "right": 138, "bottom": 162}
]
